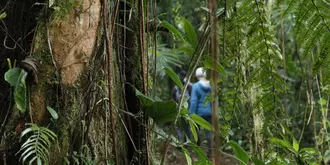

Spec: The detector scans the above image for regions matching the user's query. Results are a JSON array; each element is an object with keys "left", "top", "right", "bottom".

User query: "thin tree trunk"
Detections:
[{"left": 207, "top": 0, "right": 221, "bottom": 163}]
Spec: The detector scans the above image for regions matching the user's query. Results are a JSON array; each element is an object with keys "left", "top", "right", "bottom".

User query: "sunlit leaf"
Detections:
[
  {"left": 0, "top": 12, "right": 7, "bottom": 19},
  {"left": 317, "top": 99, "right": 327, "bottom": 106},
  {"left": 20, "top": 127, "right": 33, "bottom": 139},
  {"left": 182, "top": 147, "right": 192, "bottom": 165},
  {"left": 270, "top": 137, "right": 295, "bottom": 153},
  {"left": 293, "top": 138, "right": 299, "bottom": 152},
  {"left": 5, "top": 68, "right": 24, "bottom": 86},
  {"left": 47, "top": 106, "right": 59, "bottom": 120},
  {"left": 190, "top": 114, "right": 212, "bottom": 131},
  {"left": 189, "top": 120, "right": 198, "bottom": 142},
  {"left": 22, "top": 150, "right": 36, "bottom": 163}
]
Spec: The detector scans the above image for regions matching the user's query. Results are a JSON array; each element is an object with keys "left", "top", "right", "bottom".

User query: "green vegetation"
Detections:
[
  {"left": 5, "top": 67, "right": 27, "bottom": 113},
  {"left": 151, "top": 0, "right": 330, "bottom": 164},
  {"left": 17, "top": 124, "right": 57, "bottom": 165},
  {"left": 1, "top": 0, "right": 330, "bottom": 164}
]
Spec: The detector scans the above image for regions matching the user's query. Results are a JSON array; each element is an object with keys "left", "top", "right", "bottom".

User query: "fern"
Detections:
[
  {"left": 235, "top": 0, "right": 284, "bottom": 122},
  {"left": 290, "top": 0, "right": 330, "bottom": 76},
  {"left": 17, "top": 123, "right": 57, "bottom": 165},
  {"left": 148, "top": 45, "right": 186, "bottom": 78},
  {"left": 216, "top": 1, "right": 289, "bottom": 158}
]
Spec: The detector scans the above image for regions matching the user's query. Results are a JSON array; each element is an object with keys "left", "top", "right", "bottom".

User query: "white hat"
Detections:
[{"left": 195, "top": 67, "right": 206, "bottom": 77}]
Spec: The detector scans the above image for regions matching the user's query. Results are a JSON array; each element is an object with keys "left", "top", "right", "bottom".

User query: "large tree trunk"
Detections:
[{"left": 0, "top": 0, "right": 147, "bottom": 164}]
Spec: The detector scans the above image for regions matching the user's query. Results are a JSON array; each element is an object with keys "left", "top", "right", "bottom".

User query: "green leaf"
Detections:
[
  {"left": 5, "top": 68, "right": 27, "bottom": 113},
  {"left": 228, "top": 140, "right": 249, "bottom": 165},
  {"left": 133, "top": 85, "right": 177, "bottom": 123},
  {"left": 15, "top": 72, "right": 27, "bottom": 113},
  {"left": 22, "top": 150, "right": 36, "bottom": 163},
  {"left": 180, "top": 108, "right": 189, "bottom": 116},
  {"left": 19, "top": 139, "right": 35, "bottom": 152},
  {"left": 18, "top": 124, "right": 57, "bottom": 165},
  {"left": 318, "top": 99, "right": 327, "bottom": 106},
  {"left": 160, "top": 20, "right": 185, "bottom": 42},
  {"left": 189, "top": 120, "right": 198, "bottom": 142},
  {"left": 40, "top": 128, "right": 57, "bottom": 141},
  {"left": 270, "top": 137, "right": 295, "bottom": 153},
  {"left": 21, "top": 127, "right": 33, "bottom": 138},
  {"left": 251, "top": 157, "right": 266, "bottom": 165},
  {"left": 5, "top": 68, "right": 24, "bottom": 86},
  {"left": 299, "top": 148, "right": 316, "bottom": 154},
  {"left": 183, "top": 18, "right": 198, "bottom": 48},
  {"left": 164, "top": 67, "right": 184, "bottom": 89},
  {"left": 293, "top": 138, "right": 299, "bottom": 152},
  {"left": 188, "top": 142, "right": 210, "bottom": 163},
  {"left": 39, "top": 134, "right": 51, "bottom": 146},
  {"left": 132, "top": 86, "right": 177, "bottom": 123},
  {"left": 179, "top": 46, "right": 195, "bottom": 56},
  {"left": 190, "top": 114, "right": 212, "bottom": 131},
  {"left": 146, "top": 100, "right": 177, "bottom": 124},
  {"left": 134, "top": 86, "right": 154, "bottom": 107},
  {"left": 203, "top": 56, "right": 226, "bottom": 76},
  {"left": 182, "top": 147, "right": 192, "bottom": 165},
  {"left": 47, "top": 106, "right": 59, "bottom": 120},
  {"left": 21, "top": 146, "right": 34, "bottom": 159},
  {"left": 0, "top": 12, "right": 7, "bottom": 19}
]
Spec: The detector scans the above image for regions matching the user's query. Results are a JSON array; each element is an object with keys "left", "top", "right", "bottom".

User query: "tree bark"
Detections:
[{"left": 0, "top": 0, "right": 146, "bottom": 164}]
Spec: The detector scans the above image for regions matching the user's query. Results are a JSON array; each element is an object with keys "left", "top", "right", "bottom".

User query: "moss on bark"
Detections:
[{"left": 1, "top": 0, "right": 147, "bottom": 164}]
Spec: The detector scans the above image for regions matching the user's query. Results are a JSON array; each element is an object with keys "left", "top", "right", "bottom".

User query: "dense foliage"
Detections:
[
  {"left": 1, "top": 0, "right": 330, "bottom": 164},
  {"left": 151, "top": 0, "right": 330, "bottom": 164}
]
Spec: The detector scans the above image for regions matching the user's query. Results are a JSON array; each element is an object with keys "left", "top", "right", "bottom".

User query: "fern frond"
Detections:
[
  {"left": 17, "top": 124, "right": 57, "bottom": 165},
  {"left": 291, "top": 0, "right": 330, "bottom": 86},
  {"left": 283, "top": 0, "right": 298, "bottom": 16}
]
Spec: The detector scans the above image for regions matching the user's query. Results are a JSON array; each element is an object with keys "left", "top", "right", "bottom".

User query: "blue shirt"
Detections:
[{"left": 189, "top": 81, "right": 212, "bottom": 117}]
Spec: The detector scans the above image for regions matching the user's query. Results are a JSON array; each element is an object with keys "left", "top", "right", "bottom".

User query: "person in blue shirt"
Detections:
[{"left": 189, "top": 67, "right": 212, "bottom": 157}]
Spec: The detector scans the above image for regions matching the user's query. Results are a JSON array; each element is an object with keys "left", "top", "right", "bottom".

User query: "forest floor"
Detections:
[
  {"left": 155, "top": 126, "right": 239, "bottom": 165},
  {"left": 165, "top": 144, "right": 239, "bottom": 165}
]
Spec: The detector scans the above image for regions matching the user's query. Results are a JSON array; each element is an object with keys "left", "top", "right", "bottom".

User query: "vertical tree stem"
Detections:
[
  {"left": 207, "top": 0, "right": 221, "bottom": 163},
  {"left": 152, "top": 0, "right": 157, "bottom": 97},
  {"left": 103, "top": 0, "right": 119, "bottom": 164},
  {"left": 138, "top": 0, "right": 150, "bottom": 163}
]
